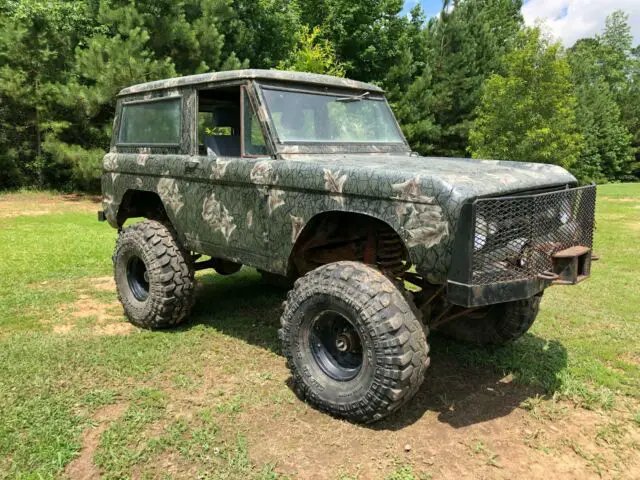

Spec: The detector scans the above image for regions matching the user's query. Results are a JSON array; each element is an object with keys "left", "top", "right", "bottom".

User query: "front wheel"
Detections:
[
  {"left": 113, "top": 220, "right": 195, "bottom": 329},
  {"left": 279, "top": 261, "right": 430, "bottom": 423},
  {"left": 436, "top": 294, "right": 543, "bottom": 345}
]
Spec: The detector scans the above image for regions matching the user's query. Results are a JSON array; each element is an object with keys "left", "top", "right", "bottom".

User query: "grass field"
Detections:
[{"left": 0, "top": 185, "right": 638, "bottom": 479}]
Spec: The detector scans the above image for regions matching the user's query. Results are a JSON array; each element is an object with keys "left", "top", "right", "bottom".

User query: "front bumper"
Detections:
[{"left": 447, "top": 184, "right": 596, "bottom": 307}]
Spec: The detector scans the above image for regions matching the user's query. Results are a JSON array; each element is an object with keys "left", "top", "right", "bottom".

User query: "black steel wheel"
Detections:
[
  {"left": 126, "top": 256, "right": 149, "bottom": 301},
  {"left": 309, "top": 310, "right": 362, "bottom": 382},
  {"left": 279, "top": 261, "right": 430, "bottom": 423}
]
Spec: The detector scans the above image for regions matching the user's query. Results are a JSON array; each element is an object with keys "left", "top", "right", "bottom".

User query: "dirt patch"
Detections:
[
  {"left": 53, "top": 324, "right": 75, "bottom": 334},
  {"left": 238, "top": 358, "right": 640, "bottom": 479},
  {"left": 132, "top": 346, "right": 640, "bottom": 479},
  {"left": 600, "top": 197, "right": 640, "bottom": 203},
  {"left": 248, "top": 399, "right": 637, "bottom": 480},
  {"left": 64, "top": 403, "right": 127, "bottom": 480},
  {"left": 617, "top": 352, "right": 640, "bottom": 366},
  {"left": 91, "top": 277, "right": 116, "bottom": 292},
  {"left": 93, "top": 322, "right": 135, "bottom": 336},
  {"left": 60, "top": 295, "right": 121, "bottom": 322},
  {"left": 55, "top": 293, "right": 133, "bottom": 336},
  {"left": 0, "top": 192, "right": 100, "bottom": 219}
]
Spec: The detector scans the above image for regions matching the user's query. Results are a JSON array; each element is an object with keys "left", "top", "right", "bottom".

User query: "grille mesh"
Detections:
[{"left": 471, "top": 185, "right": 596, "bottom": 285}]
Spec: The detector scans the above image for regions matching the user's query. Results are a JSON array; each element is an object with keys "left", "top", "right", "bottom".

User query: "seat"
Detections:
[
  {"left": 204, "top": 135, "right": 241, "bottom": 157},
  {"left": 203, "top": 106, "right": 241, "bottom": 157}
]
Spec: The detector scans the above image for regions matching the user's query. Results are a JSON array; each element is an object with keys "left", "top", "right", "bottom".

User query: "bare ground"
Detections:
[
  {"left": 207, "top": 358, "right": 639, "bottom": 479},
  {"left": 0, "top": 192, "right": 100, "bottom": 218},
  {"left": 64, "top": 404, "right": 128, "bottom": 480},
  {"left": 53, "top": 277, "right": 134, "bottom": 336}
]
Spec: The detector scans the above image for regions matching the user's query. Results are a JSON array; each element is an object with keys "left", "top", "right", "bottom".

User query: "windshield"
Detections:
[{"left": 261, "top": 88, "right": 405, "bottom": 144}]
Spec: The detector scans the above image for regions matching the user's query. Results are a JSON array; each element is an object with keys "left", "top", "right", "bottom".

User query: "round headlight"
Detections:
[
  {"left": 474, "top": 216, "right": 497, "bottom": 250},
  {"left": 559, "top": 211, "right": 570, "bottom": 224}
]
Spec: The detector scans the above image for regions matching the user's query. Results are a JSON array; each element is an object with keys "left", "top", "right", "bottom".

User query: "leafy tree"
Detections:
[
  {"left": 295, "top": 0, "right": 408, "bottom": 82},
  {"left": 469, "top": 27, "right": 583, "bottom": 170},
  {"left": 567, "top": 38, "right": 633, "bottom": 183},
  {"left": 221, "top": 0, "right": 301, "bottom": 69},
  {"left": 277, "top": 25, "right": 345, "bottom": 76}
]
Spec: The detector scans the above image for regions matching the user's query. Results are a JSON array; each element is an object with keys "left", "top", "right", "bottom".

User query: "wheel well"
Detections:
[
  {"left": 116, "top": 190, "right": 169, "bottom": 227},
  {"left": 288, "top": 211, "right": 409, "bottom": 278}
]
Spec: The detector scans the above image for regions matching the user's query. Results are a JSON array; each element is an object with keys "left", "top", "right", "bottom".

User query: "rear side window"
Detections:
[{"left": 118, "top": 98, "right": 181, "bottom": 145}]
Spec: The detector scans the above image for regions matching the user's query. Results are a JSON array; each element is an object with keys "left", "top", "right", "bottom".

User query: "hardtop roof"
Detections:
[{"left": 118, "top": 69, "right": 383, "bottom": 97}]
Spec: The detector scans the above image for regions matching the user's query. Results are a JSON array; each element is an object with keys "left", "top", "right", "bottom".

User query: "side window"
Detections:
[
  {"left": 242, "top": 89, "right": 268, "bottom": 156},
  {"left": 118, "top": 98, "right": 181, "bottom": 145}
]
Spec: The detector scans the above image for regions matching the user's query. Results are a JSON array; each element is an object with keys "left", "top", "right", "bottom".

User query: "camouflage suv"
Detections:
[{"left": 100, "top": 70, "right": 596, "bottom": 423}]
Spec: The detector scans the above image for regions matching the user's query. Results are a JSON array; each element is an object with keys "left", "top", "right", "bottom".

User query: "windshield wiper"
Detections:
[{"left": 336, "top": 92, "right": 370, "bottom": 103}]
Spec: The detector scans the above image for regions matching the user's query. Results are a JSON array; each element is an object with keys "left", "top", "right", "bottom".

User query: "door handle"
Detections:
[{"left": 185, "top": 159, "right": 200, "bottom": 171}]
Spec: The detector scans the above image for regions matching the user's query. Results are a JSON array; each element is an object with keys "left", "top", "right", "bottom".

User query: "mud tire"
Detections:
[
  {"left": 436, "top": 294, "right": 542, "bottom": 346},
  {"left": 113, "top": 220, "right": 195, "bottom": 329},
  {"left": 279, "top": 261, "right": 430, "bottom": 423}
]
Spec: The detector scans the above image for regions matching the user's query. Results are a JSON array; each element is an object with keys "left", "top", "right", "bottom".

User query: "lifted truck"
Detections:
[{"left": 100, "top": 70, "right": 596, "bottom": 423}]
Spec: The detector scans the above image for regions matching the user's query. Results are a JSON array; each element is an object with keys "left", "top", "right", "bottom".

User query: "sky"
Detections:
[{"left": 402, "top": 0, "right": 640, "bottom": 47}]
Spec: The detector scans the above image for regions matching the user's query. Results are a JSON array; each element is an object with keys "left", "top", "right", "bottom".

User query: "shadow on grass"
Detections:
[{"left": 181, "top": 270, "right": 567, "bottom": 430}]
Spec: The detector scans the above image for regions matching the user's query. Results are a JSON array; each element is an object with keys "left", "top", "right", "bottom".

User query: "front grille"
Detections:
[{"left": 471, "top": 185, "right": 596, "bottom": 285}]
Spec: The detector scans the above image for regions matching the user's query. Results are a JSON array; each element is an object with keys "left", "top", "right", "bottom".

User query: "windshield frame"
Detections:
[{"left": 254, "top": 81, "right": 410, "bottom": 155}]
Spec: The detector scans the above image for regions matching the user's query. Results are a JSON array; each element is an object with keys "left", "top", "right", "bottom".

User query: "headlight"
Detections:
[
  {"left": 474, "top": 216, "right": 498, "bottom": 250},
  {"left": 559, "top": 211, "right": 570, "bottom": 224}
]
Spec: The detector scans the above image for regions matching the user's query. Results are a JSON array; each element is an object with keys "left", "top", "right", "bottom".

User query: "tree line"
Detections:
[{"left": 0, "top": 0, "right": 638, "bottom": 191}]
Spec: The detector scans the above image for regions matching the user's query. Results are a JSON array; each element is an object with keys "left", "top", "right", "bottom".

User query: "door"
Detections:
[{"left": 178, "top": 84, "right": 273, "bottom": 268}]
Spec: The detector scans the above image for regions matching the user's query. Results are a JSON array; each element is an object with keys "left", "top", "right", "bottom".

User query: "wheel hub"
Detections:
[
  {"left": 335, "top": 331, "right": 358, "bottom": 352},
  {"left": 309, "top": 310, "right": 363, "bottom": 382}
]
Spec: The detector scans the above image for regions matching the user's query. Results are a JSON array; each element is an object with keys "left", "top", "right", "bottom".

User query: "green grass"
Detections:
[{"left": 0, "top": 185, "right": 638, "bottom": 479}]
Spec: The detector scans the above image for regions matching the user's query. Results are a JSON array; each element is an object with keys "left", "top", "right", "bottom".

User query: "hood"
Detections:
[{"left": 280, "top": 154, "right": 577, "bottom": 203}]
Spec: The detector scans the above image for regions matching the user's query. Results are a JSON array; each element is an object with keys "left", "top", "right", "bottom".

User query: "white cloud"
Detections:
[{"left": 522, "top": 0, "right": 640, "bottom": 47}]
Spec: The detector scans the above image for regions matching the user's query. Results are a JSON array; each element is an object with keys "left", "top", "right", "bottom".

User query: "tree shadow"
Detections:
[
  {"left": 371, "top": 333, "right": 567, "bottom": 430},
  {"left": 180, "top": 270, "right": 568, "bottom": 430}
]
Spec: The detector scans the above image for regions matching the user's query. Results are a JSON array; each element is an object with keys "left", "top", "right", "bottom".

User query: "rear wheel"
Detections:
[
  {"left": 113, "top": 220, "right": 195, "bottom": 329},
  {"left": 279, "top": 261, "right": 429, "bottom": 423},
  {"left": 436, "top": 294, "right": 542, "bottom": 345}
]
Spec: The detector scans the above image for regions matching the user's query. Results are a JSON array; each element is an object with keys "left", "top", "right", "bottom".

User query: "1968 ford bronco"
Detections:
[{"left": 100, "top": 70, "right": 596, "bottom": 423}]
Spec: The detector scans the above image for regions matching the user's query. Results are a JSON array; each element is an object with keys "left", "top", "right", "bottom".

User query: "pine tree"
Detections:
[
  {"left": 47, "top": 0, "right": 246, "bottom": 191},
  {"left": 568, "top": 38, "right": 633, "bottom": 183},
  {"left": 598, "top": 11, "right": 640, "bottom": 179},
  {"left": 400, "top": 0, "right": 524, "bottom": 157},
  {"left": 0, "top": 0, "right": 98, "bottom": 187}
]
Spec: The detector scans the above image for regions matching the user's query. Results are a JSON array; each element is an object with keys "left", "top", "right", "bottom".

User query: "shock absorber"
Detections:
[{"left": 376, "top": 231, "right": 407, "bottom": 278}]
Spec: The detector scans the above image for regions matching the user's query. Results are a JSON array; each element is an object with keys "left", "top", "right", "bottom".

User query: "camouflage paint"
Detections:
[{"left": 102, "top": 71, "right": 577, "bottom": 284}]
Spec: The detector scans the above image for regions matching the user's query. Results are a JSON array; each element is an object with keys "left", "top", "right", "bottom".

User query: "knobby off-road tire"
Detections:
[
  {"left": 113, "top": 220, "right": 195, "bottom": 329},
  {"left": 436, "top": 294, "right": 543, "bottom": 346},
  {"left": 279, "top": 261, "right": 430, "bottom": 423}
]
